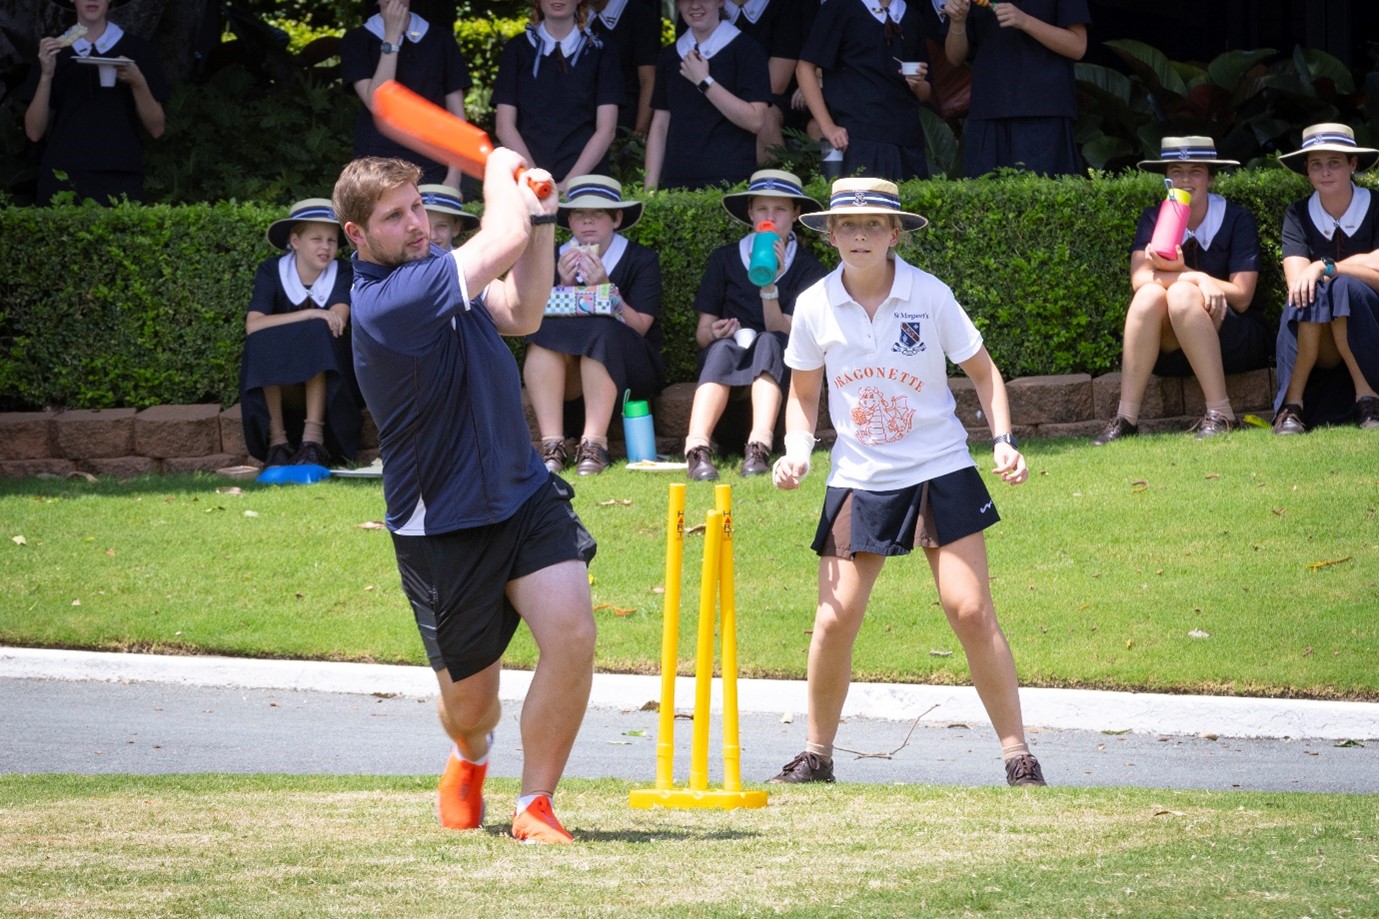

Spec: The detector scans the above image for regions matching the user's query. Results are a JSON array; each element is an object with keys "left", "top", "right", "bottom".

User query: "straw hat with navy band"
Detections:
[
  {"left": 557, "top": 175, "right": 643, "bottom": 230},
  {"left": 419, "top": 184, "right": 479, "bottom": 231},
  {"left": 799, "top": 178, "right": 928, "bottom": 233},
  {"left": 266, "top": 198, "right": 346, "bottom": 251},
  {"left": 1278, "top": 123, "right": 1379, "bottom": 175},
  {"left": 1137, "top": 136, "right": 1239, "bottom": 172},
  {"left": 721, "top": 169, "right": 822, "bottom": 227}
]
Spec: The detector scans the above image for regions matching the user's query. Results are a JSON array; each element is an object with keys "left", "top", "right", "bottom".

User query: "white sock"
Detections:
[
  {"left": 515, "top": 793, "right": 548, "bottom": 814},
  {"left": 1205, "top": 399, "right": 1235, "bottom": 419},
  {"left": 1116, "top": 401, "right": 1140, "bottom": 425},
  {"left": 804, "top": 741, "right": 833, "bottom": 762},
  {"left": 1001, "top": 742, "right": 1031, "bottom": 762},
  {"left": 746, "top": 430, "right": 775, "bottom": 451}
]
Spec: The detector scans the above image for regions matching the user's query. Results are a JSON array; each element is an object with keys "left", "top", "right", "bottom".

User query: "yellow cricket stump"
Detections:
[{"left": 629, "top": 483, "right": 768, "bottom": 810}]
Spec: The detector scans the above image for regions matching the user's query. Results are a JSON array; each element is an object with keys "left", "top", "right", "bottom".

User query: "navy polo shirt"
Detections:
[
  {"left": 350, "top": 246, "right": 547, "bottom": 535},
  {"left": 958, "top": 0, "right": 1088, "bottom": 120},
  {"left": 799, "top": 0, "right": 931, "bottom": 148}
]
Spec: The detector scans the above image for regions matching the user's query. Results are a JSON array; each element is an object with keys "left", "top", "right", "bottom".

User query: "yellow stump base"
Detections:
[{"left": 628, "top": 788, "right": 769, "bottom": 810}]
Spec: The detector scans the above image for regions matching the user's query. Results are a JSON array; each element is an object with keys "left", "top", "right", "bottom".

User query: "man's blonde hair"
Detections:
[{"left": 332, "top": 157, "right": 423, "bottom": 231}]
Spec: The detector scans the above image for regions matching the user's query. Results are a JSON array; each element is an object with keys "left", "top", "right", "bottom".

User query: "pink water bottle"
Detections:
[{"left": 1148, "top": 179, "right": 1191, "bottom": 260}]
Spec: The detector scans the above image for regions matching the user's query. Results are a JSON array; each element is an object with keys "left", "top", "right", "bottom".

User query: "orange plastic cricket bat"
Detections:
[{"left": 371, "top": 80, "right": 554, "bottom": 199}]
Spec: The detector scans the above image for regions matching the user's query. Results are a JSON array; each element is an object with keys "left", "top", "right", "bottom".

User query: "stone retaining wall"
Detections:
[{"left": 0, "top": 369, "right": 1278, "bottom": 478}]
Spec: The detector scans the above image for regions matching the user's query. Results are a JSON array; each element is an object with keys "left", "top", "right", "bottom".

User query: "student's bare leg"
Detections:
[
  {"left": 301, "top": 372, "right": 328, "bottom": 444},
  {"left": 1328, "top": 317, "right": 1379, "bottom": 399},
  {"left": 924, "top": 532, "right": 1028, "bottom": 751},
  {"left": 263, "top": 384, "right": 287, "bottom": 442},
  {"left": 1283, "top": 322, "right": 1327, "bottom": 405},
  {"left": 435, "top": 661, "right": 502, "bottom": 761},
  {"left": 686, "top": 381, "right": 731, "bottom": 446},
  {"left": 523, "top": 344, "right": 573, "bottom": 440},
  {"left": 748, "top": 374, "right": 783, "bottom": 447},
  {"left": 506, "top": 559, "right": 596, "bottom": 796},
  {"left": 578, "top": 358, "right": 618, "bottom": 441},
  {"left": 1117, "top": 286, "right": 1170, "bottom": 414},
  {"left": 806, "top": 552, "right": 885, "bottom": 748},
  {"left": 1165, "top": 283, "right": 1228, "bottom": 406}
]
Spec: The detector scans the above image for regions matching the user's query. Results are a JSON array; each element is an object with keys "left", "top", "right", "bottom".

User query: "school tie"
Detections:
[{"left": 552, "top": 43, "right": 569, "bottom": 74}]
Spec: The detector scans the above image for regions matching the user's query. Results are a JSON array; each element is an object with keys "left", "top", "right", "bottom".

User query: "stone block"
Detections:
[
  {"left": 135, "top": 404, "right": 221, "bottom": 459},
  {"left": 1006, "top": 374, "right": 1093, "bottom": 425},
  {"left": 0, "top": 458, "right": 76, "bottom": 478},
  {"left": 54, "top": 408, "right": 136, "bottom": 459},
  {"left": 220, "top": 405, "right": 247, "bottom": 457},
  {"left": 1182, "top": 368, "right": 1275, "bottom": 417},
  {"left": 81, "top": 456, "right": 159, "bottom": 478},
  {"left": 163, "top": 454, "right": 241, "bottom": 475},
  {"left": 1092, "top": 372, "right": 1184, "bottom": 420},
  {"left": 0, "top": 411, "right": 57, "bottom": 460}
]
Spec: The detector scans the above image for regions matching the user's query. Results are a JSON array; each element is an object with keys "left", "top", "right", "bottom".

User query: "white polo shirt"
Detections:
[{"left": 786, "top": 255, "right": 983, "bottom": 491}]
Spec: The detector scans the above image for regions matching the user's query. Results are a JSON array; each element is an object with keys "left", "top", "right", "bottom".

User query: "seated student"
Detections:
[
  {"left": 1271, "top": 123, "right": 1379, "bottom": 434},
  {"left": 419, "top": 184, "right": 478, "bottom": 250},
  {"left": 644, "top": 0, "right": 771, "bottom": 191},
  {"left": 796, "top": 0, "right": 935, "bottom": 183},
  {"left": 524, "top": 176, "right": 664, "bottom": 476},
  {"left": 341, "top": 0, "right": 472, "bottom": 187},
  {"left": 493, "top": 0, "right": 623, "bottom": 190},
  {"left": 684, "top": 169, "right": 828, "bottom": 480},
  {"left": 1092, "top": 136, "right": 1269, "bottom": 445},
  {"left": 240, "top": 199, "right": 362, "bottom": 467}
]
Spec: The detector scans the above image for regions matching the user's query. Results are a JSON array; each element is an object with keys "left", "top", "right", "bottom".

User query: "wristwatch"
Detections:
[
  {"left": 530, "top": 213, "right": 558, "bottom": 226},
  {"left": 380, "top": 41, "right": 399, "bottom": 54},
  {"left": 1322, "top": 258, "right": 1336, "bottom": 278},
  {"left": 697, "top": 76, "right": 716, "bottom": 94},
  {"left": 993, "top": 432, "right": 1020, "bottom": 450}
]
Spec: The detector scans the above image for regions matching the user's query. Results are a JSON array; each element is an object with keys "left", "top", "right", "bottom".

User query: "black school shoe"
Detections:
[
  {"left": 1005, "top": 753, "right": 1047, "bottom": 787},
  {"left": 767, "top": 751, "right": 835, "bottom": 784},
  {"left": 1355, "top": 396, "right": 1379, "bottom": 430},
  {"left": 293, "top": 441, "right": 330, "bottom": 467},
  {"left": 265, "top": 443, "right": 294, "bottom": 467},
  {"left": 1272, "top": 403, "right": 1306, "bottom": 435},
  {"left": 1092, "top": 416, "right": 1138, "bottom": 446}
]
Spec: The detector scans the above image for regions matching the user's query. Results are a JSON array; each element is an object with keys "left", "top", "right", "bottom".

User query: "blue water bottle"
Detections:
[
  {"left": 622, "top": 390, "right": 657, "bottom": 463},
  {"left": 747, "top": 220, "right": 780, "bottom": 287}
]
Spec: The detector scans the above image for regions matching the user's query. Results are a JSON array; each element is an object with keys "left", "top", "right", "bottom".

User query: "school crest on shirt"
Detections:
[
  {"left": 891, "top": 319, "right": 926, "bottom": 356},
  {"left": 850, "top": 386, "right": 915, "bottom": 445}
]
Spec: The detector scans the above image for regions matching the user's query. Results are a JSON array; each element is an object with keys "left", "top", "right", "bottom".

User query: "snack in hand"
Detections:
[{"left": 55, "top": 23, "right": 88, "bottom": 48}]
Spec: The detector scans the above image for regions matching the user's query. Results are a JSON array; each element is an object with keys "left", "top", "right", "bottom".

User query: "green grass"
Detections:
[
  {"left": 3, "top": 426, "right": 1377, "bottom": 699},
  {"left": 1, "top": 775, "right": 1375, "bottom": 918}
]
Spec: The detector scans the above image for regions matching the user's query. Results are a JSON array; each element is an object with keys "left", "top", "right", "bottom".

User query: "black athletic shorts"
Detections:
[
  {"left": 812, "top": 465, "right": 999, "bottom": 558},
  {"left": 391, "top": 474, "right": 596, "bottom": 682}
]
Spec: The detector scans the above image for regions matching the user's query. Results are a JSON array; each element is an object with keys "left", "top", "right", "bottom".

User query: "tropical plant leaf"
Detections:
[
  {"left": 1080, "top": 135, "right": 1135, "bottom": 171},
  {"left": 919, "top": 106, "right": 960, "bottom": 179},
  {"left": 1105, "top": 39, "right": 1189, "bottom": 97},
  {"left": 1294, "top": 46, "right": 1356, "bottom": 94},
  {"left": 1074, "top": 62, "right": 1135, "bottom": 103},
  {"left": 1206, "top": 48, "right": 1276, "bottom": 93}
]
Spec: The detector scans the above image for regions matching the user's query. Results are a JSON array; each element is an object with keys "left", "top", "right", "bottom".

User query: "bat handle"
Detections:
[{"left": 517, "top": 168, "right": 555, "bottom": 200}]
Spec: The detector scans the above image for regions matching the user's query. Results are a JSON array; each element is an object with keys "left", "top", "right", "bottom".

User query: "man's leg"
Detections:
[{"left": 434, "top": 661, "right": 501, "bottom": 830}]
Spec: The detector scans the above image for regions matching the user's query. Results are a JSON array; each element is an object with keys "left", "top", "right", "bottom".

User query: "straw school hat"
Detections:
[
  {"left": 557, "top": 175, "right": 643, "bottom": 230},
  {"left": 1279, "top": 123, "right": 1379, "bottom": 175},
  {"left": 721, "top": 170, "right": 822, "bottom": 227},
  {"left": 798, "top": 178, "right": 928, "bottom": 233},
  {"left": 1137, "top": 136, "right": 1239, "bottom": 172},
  {"left": 419, "top": 184, "right": 479, "bottom": 231},
  {"left": 266, "top": 198, "right": 346, "bottom": 250}
]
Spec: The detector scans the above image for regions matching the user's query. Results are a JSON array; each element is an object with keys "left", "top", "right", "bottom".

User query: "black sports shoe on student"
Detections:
[
  {"left": 767, "top": 751, "right": 835, "bottom": 784},
  {"left": 265, "top": 443, "right": 294, "bottom": 467},
  {"left": 293, "top": 441, "right": 330, "bottom": 467}
]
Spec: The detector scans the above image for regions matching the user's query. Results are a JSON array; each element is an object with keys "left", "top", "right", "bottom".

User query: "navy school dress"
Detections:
[
  {"left": 19, "top": 29, "right": 169, "bottom": 204},
  {"left": 1129, "top": 196, "right": 1271, "bottom": 378},
  {"left": 239, "top": 256, "right": 362, "bottom": 464},
  {"left": 1274, "top": 187, "right": 1379, "bottom": 426},
  {"left": 493, "top": 28, "right": 625, "bottom": 183},
  {"left": 650, "top": 26, "right": 772, "bottom": 190},
  {"left": 950, "top": 0, "right": 1089, "bottom": 178},
  {"left": 800, "top": 0, "right": 936, "bottom": 182},
  {"left": 677, "top": 0, "right": 808, "bottom": 117},
  {"left": 525, "top": 235, "right": 665, "bottom": 411},
  {"left": 694, "top": 235, "right": 828, "bottom": 388},
  {"left": 341, "top": 19, "right": 472, "bottom": 185},
  {"left": 589, "top": 0, "right": 663, "bottom": 132}
]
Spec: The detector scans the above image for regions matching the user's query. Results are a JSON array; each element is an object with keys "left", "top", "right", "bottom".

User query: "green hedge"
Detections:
[{"left": 0, "top": 169, "right": 1350, "bottom": 412}]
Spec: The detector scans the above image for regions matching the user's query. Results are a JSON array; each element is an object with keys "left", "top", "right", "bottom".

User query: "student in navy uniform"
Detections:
[
  {"left": 341, "top": 0, "right": 472, "bottom": 187},
  {"left": 941, "top": 0, "right": 1088, "bottom": 178},
  {"left": 683, "top": 170, "right": 828, "bottom": 481},
  {"left": 644, "top": 0, "right": 771, "bottom": 191},
  {"left": 419, "top": 183, "right": 478, "bottom": 250},
  {"left": 1092, "top": 137, "right": 1268, "bottom": 446},
  {"left": 797, "top": 0, "right": 935, "bottom": 183},
  {"left": 1270, "top": 123, "right": 1379, "bottom": 435},
  {"left": 22, "top": 0, "right": 168, "bottom": 205},
  {"left": 525, "top": 176, "right": 665, "bottom": 476},
  {"left": 240, "top": 199, "right": 362, "bottom": 468},
  {"left": 337, "top": 152, "right": 598, "bottom": 845},
  {"left": 494, "top": 0, "right": 623, "bottom": 190},
  {"left": 588, "top": 0, "right": 663, "bottom": 137}
]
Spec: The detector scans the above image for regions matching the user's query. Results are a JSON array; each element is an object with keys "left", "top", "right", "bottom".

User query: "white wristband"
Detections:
[{"left": 784, "top": 431, "right": 815, "bottom": 465}]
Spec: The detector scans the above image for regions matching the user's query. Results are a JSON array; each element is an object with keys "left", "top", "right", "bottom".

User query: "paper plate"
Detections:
[
  {"left": 330, "top": 458, "right": 384, "bottom": 478},
  {"left": 626, "top": 460, "right": 688, "bottom": 472}
]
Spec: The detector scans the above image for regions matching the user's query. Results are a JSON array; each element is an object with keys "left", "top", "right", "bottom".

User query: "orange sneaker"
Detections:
[
  {"left": 437, "top": 748, "right": 486, "bottom": 830},
  {"left": 510, "top": 795, "right": 573, "bottom": 844}
]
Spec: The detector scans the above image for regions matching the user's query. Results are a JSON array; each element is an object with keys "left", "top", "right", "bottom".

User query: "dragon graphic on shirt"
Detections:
[{"left": 850, "top": 385, "right": 915, "bottom": 445}]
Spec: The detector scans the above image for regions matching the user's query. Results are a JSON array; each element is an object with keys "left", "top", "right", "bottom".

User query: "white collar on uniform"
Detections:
[
  {"left": 526, "top": 22, "right": 592, "bottom": 76},
  {"left": 594, "top": 0, "right": 630, "bottom": 29},
  {"left": 675, "top": 20, "right": 742, "bottom": 59},
  {"left": 724, "top": 0, "right": 770, "bottom": 25},
  {"left": 1184, "top": 193, "right": 1226, "bottom": 251},
  {"left": 738, "top": 231, "right": 799, "bottom": 279},
  {"left": 824, "top": 252, "right": 910, "bottom": 309},
  {"left": 278, "top": 253, "right": 339, "bottom": 308},
  {"left": 364, "top": 12, "right": 429, "bottom": 43},
  {"left": 857, "top": 0, "right": 907, "bottom": 25},
  {"left": 1308, "top": 184, "right": 1371, "bottom": 241},
  {"left": 559, "top": 233, "right": 629, "bottom": 281},
  {"left": 73, "top": 22, "right": 123, "bottom": 56}
]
